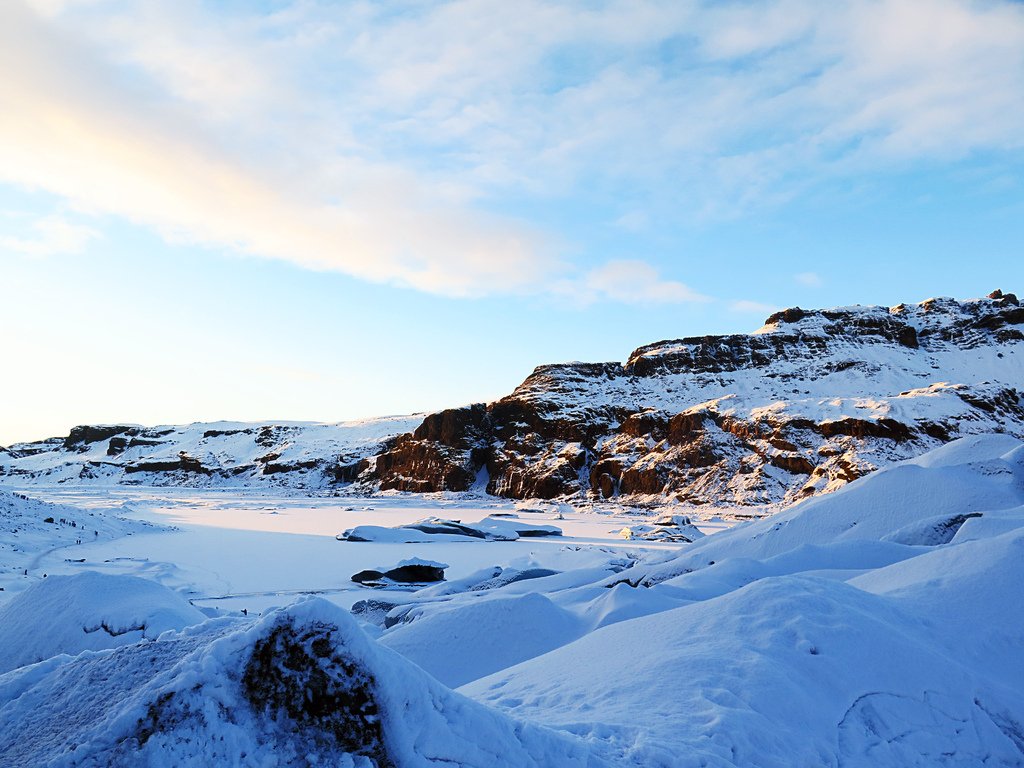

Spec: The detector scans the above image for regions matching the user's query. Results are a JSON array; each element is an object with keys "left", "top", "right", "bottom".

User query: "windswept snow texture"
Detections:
[
  {"left": 0, "top": 572, "right": 206, "bottom": 674},
  {"left": 0, "top": 599, "right": 608, "bottom": 768},
  {"left": 458, "top": 435, "right": 1024, "bottom": 767}
]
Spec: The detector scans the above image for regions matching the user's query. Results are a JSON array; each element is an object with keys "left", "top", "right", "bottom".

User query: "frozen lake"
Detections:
[{"left": 9, "top": 488, "right": 737, "bottom": 614}]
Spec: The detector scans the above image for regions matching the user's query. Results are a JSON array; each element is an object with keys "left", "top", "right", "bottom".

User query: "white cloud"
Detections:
[
  {"left": 795, "top": 272, "right": 824, "bottom": 287},
  {"left": 0, "top": 214, "right": 98, "bottom": 257},
  {"left": 2, "top": 0, "right": 1023, "bottom": 298},
  {"left": 581, "top": 260, "right": 710, "bottom": 304},
  {"left": 0, "top": 2, "right": 559, "bottom": 298},
  {"left": 730, "top": 299, "right": 780, "bottom": 315}
]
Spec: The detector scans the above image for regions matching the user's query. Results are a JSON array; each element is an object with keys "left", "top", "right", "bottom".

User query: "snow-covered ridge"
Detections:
[
  {"left": 3, "top": 293, "right": 1022, "bottom": 505},
  {"left": 0, "top": 597, "right": 607, "bottom": 767},
  {"left": 365, "top": 292, "right": 1024, "bottom": 504},
  {"left": 0, "top": 415, "right": 422, "bottom": 490}
]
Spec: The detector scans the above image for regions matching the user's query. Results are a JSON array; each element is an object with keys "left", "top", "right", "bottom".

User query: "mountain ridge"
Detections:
[{"left": 3, "top": 291, "right": 1022, "bottom": 506}]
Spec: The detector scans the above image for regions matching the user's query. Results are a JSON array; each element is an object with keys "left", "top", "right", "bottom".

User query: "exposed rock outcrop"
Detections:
[{"left": 360, "top": 294, "right": 1024, "bottom": 506}]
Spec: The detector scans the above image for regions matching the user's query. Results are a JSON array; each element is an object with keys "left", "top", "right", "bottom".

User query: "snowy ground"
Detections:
[
  {"left": 0, "top": 488, "right": 734, "bottom": 614},
  {"left": 2, "top": 435, "right": 1023, "bottom": 766}
]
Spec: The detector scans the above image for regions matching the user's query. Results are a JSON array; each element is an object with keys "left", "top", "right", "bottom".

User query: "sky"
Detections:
[{"left": 3, "top": 0, "right": 1024, "bottom": 445}]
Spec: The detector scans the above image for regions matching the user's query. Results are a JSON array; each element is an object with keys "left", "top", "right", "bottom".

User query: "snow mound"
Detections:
[
  {"left": 0, "top": 598, "right": 608, "bottom": 767},
  {"left": 463, "top": 576, "right": 1024, "bottom": 768},
  {"left": 0, "top": 572, "right": 206, "bottom": 674},
  {"left": 628, "top": 434, "right": 1024, "bottom": 587},
  {"left": 380, "top": 592, "right": 584, "bottom": 688}
]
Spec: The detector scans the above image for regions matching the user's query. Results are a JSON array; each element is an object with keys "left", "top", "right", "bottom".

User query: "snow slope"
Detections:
[
  {"left": 1, "top": 437, "right": 1022, "bottom": 766},
  {"left": 0, "top": 488, "right": 160, "bottom": 600},
  {"left": 453, "top": 436, "right": 1024, "bottom": 766},
  {"left": 0, "top": 415, "right": 421, "bottom": 490}
]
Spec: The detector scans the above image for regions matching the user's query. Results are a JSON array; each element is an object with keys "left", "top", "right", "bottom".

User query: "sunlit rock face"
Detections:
[{"left": 364, "top": 293, "right": 1024, "bottom": 505}]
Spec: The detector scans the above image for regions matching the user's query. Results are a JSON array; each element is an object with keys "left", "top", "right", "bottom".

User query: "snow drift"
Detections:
[{"left": 0, "top": 572, "right": 206, "bottom": 674}]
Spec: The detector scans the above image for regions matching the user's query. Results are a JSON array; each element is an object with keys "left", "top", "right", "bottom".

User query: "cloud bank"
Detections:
[{"left": 3, "top": 0, "right": 1023, "bottom": 300}]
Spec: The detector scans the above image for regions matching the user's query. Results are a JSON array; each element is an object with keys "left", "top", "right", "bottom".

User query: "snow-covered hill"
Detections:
[
  {"left": 3, "top": 293, "right": 1022, "bottom": 506},
  {"left": 0, "top": 598, "right": 608, "bottom": 767},
  {"left": 0, "top": 415, "right": 421, "bottom": 490},
  {"left": 363, "top": 292, "right": 1024, "bottom": 504},
  {"left": 0, "top": 488, "right": 159, "bottom": 595}
]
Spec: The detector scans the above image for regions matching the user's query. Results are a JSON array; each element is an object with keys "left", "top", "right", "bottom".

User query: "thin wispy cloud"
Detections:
[
  {"left": 581, "top": 260, "right": 710, "bottom": 305},
  {"left": 0, "top": 214, "right": 99, "bottom": 257},
  {"left": 730, "top": 299, "right": 781, "bottom": 315},
  {"left": 795, "top": 272, "right": 824, "bottom": 288},
  {"left": 2, "top": 0, "right": 1023, "bottom": 300}
]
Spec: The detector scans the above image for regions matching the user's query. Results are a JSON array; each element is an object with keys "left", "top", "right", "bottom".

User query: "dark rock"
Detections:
[
  {"left": 898, "top": 326, "right": 919, "bottom": 348},
  {"left": 333, "top": 460, "right": 366, "bottom": 483},
  {"left": 123, "top": 452, "right": 212, "bottom": 475},
  {"left": 128, "top": 438, "right": 165, "bottom": 448},
  {"left": 242, "top": 620, "right": 393, "bottom": 767},
  {"left": 768, "top": 453, "right": 816, "bottom": 475},
  {"left": 263, "top": 459, "right": 320, "bottom": 475},
  {"left": 384, "top": 564, "right": 446, "bottom": 583},
  {"left": 64, "top": 425, "right": 133, "bottom": 449},
  {"left": 764, "top": 307, "right": 808, "bottom": 325},
  {"left": 107, "top": 436, "right": 130, "bottom": 456},
  {"left": 619, "top": 410, "right": 668, "bottom": 439},
  {"left": 405, "top": 520, "right": 486, "bottom": 538},
  {"left": 352, "top": 560, "right": 447, "bottom": 586},
  {"left": 202, "top": 428, "right": 251, "bottom": 439},
  {"left": 351, "top": 570, "right": 386, "bottom": 584},
  {"left": 817, "top": 418, "right": 913, "bottom": 442}
]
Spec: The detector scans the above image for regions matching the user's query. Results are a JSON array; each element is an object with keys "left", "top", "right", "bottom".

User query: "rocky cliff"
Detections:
[
  {"left": 4, "top": 292, "right": 1022, "bottom": 506},
  {"left": 357, "top": 292, "right": 1024, "bottom": 505}
]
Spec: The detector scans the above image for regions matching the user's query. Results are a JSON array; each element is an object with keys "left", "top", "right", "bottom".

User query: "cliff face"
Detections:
[
  {"left": 361, "top": 293, "right": 1024, "bottom": 505},
  {"left": 4, "top": 293, "right": 1022, "bottom": 505}
]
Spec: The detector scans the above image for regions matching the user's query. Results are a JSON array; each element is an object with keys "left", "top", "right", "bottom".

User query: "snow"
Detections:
[
  {"left": 0, "top": 598, "right": 609, "bottom": 767},
  {"left": 0, "top": 414, "right": 421, "bottom": 489},
  {"left": 380, "top": 592, "right": 584, "bottom": 688},
  {"left": 455, "top": 436, "right": 1024, "bottom": 766},
  {"left": 463, "top": 575, "right": 1024, "bottom": 767},
  {"left": 1, "top": 434, "right": 1023, "bottom": 766},
  {"left": 341, "top": 515, "right": 562, "bottom": 542},
  {"left": 0, "top": 571, "right": 206, "bottom": 673}
]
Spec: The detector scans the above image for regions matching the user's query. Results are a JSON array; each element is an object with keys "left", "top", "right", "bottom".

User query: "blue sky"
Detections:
[{"left": 3, "top": 0, "right": 1024, "bottom": 444}]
